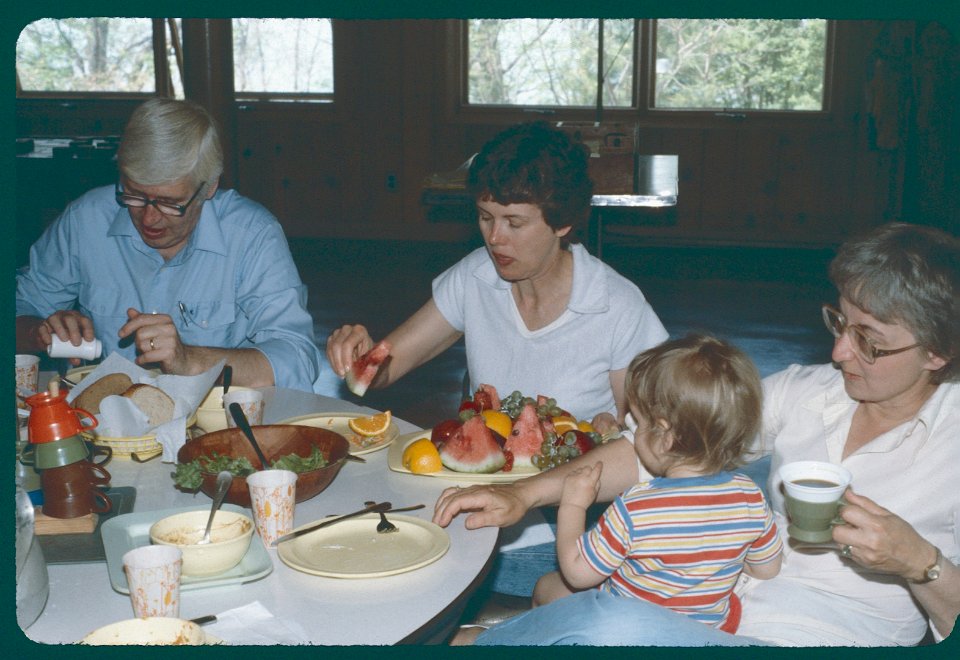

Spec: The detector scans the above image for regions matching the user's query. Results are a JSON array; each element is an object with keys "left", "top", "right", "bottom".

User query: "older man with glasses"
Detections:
[{"left": 16, "top": 97, "right": 323, "bottom": 392}]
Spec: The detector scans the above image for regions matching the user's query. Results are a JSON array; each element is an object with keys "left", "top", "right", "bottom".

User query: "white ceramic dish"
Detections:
[
  {"left": 277, "top": 513, "right": 449, "bottom": 578},
  {"left": 101, "top": 504, "right": 272, "bottom": 593},
  {"left": 80, "top": 617, "right": 221, "bottom": 645},
  {"left": 387, "top": 431, "right": 539, "bottom": 483},
  {"left": 278, "top": 412, "right": 399, "bottom": 456}
]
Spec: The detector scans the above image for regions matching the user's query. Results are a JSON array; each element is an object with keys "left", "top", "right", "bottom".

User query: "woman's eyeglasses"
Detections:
[
  {"left": 821, "top": 304, "right": 920, "bottom": 364},
  {"left": 115, "top": 181, "right": 206, "bottom": 217}
]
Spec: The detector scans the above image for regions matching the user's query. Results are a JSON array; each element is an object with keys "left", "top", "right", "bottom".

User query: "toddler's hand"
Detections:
[{"left": 561, "top": 462, "right": 602, "bottom": 510}]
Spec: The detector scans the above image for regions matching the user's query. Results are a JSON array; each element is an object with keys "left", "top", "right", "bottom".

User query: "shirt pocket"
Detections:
[{"left": 177, "top": 299, "right": 236, "bottom": 334}]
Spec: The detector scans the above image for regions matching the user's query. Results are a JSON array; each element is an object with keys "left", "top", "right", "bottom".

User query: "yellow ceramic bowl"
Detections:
[
  {"left": 80, "top": 617, "right": 216, "bottom": 645},
  {"left": 150, "top": 509, "right": 254, "bottom": 577},
  {"left": 195, "top": 386, "right": 253, "bottom": 433}
]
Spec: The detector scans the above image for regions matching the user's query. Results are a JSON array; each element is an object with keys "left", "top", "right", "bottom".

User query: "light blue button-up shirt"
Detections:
[{"left": 16, "top": 185, "right": 323, "bottom": 392}]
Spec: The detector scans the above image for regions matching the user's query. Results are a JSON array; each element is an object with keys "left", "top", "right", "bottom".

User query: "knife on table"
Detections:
[{"left": 271, "top": 501, "right": 426, "bottom": 546}]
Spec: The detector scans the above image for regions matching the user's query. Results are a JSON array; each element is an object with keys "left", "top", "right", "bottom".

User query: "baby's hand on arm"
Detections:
[{"left": 560, "top": 462, "right": 602, "bottom": 510}]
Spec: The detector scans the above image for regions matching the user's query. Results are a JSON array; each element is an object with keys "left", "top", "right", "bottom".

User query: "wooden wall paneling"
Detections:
[{"left": 698, "top": 128, "right": 744, "bottom": 239}]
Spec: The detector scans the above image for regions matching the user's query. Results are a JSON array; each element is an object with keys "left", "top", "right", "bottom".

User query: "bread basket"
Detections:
[{"left": 84, "top": 412, "right": 199, "bottom": 458}]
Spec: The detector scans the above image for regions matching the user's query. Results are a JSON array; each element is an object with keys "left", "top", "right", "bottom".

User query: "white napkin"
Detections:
[
  {"left": 67, "top": 353, "right": 226, "bottom": 462},
  {"left": 202, "top": 601, "right": 309, "bottom": 645}
]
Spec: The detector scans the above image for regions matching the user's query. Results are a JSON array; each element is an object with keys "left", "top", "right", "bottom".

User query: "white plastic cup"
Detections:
[
  {"left": 224, "top": 389, "right": 265, "bottom": 427},
  {"left": 121, "top": 545, "right": 182, "bottom": 618},
  {"left": 47, "top": 336, "right": 102, "bottom": 360},
  {"left": 247, "top": 469, "right": 297, "bottom": 547},
  {"left": 15, "top": 354, "right": 40, "bottom": 393}
]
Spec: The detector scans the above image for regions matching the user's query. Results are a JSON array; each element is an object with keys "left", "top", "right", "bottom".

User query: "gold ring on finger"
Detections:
[{"left": 149, "top": 338, "right": 156, "bottom": 350}]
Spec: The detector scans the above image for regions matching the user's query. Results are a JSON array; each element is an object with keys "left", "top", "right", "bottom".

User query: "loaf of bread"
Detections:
[
  {"left": 73, "top": 373, "right": 134, "bottom": 415},
  {"left": 122, "top": 384, "right": 175, "bottom": 427}
]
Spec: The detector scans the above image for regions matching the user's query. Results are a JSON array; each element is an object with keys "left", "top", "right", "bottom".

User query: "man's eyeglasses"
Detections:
[
  {"left": 821, "top": 304, "right": 920, "bottom": 364},
  {"left": 115, "top": 181, "right": 206, "bottom": 217}
]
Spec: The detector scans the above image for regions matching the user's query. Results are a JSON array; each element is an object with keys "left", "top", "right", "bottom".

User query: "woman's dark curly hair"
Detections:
[{"left": 467, "top": 121, "right": 593, "bottom": 241}]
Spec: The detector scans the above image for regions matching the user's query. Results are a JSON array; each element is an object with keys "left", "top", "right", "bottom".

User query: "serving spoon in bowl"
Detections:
[
  {"left": 199, "top": 471, "right": 233, "bottom": 545},
  {"left": 228, "top": 402, "right": 270, "bottom": 468}
]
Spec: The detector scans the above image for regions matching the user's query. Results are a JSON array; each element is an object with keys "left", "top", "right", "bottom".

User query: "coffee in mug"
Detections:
[{"left": 778, "top": 460, "right": 852, "bottom": 543}]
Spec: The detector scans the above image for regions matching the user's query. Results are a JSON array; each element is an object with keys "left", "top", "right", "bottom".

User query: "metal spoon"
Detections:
[
  {"left": 365, "top": 500, "right": 398, "bottom": 533},
  {"left": 198, "top": 471, "right": 233, "bottom": 545},
  {"left": 229, "top": 402, "right": 270, "bottom": 468}
]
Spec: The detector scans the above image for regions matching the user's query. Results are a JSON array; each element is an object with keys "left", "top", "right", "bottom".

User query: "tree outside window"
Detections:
[{"left": 466, "top": 18, "right": 829, "bottom": 112}]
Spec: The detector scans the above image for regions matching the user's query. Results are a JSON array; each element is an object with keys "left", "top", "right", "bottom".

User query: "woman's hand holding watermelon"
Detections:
[{"left": 326, "top": 324, "right": 375, "bottom": 378}]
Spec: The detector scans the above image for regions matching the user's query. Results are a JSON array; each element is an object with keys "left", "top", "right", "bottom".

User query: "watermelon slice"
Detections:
[
  {"left": 345, "top": 340, "right": 392, "bottom": 396},
  {"left": 473, "top": 383, "right": 501, "bottom": 412},
  {"left": 505, "top": 403, "right": 546, "bottom": 469},
  {"left": 439, "top": 416, "right": 506, "bottom": 473}
]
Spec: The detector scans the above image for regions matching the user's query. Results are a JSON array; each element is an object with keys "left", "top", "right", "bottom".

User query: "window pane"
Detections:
[
  {"left": 467, "top": 19, "right": 634, "bottom": 107},
  {"left": 232, "top": 18, "right": 334, "bottom": 97},
  {"left": 654, "top": 19, "right": 827, "bottom": 110},
  {"left": 17, "top": 18, "right": 157, "bottom": 93}
]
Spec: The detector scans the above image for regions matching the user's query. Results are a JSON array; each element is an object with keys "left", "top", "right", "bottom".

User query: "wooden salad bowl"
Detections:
[{"left": 176, "top": 424, "right": 350, "bottom": 507}]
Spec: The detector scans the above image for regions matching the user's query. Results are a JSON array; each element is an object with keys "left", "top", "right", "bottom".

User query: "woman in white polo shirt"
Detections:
[{"left": 326, "top": 121, "right": 667, "bottom": 429}]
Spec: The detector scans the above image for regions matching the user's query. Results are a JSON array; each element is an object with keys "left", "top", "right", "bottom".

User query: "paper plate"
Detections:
[
  {"left": 278, "top": 412, "right": 399, "bottom": 455},
  {"left": 387, "top": 431, "right": 539, "bottom": 483},
  {"left": 277, "top": 513, "right": 449, "bottom": 578}
]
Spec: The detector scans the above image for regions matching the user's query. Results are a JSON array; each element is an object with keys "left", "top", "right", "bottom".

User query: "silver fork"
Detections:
[{"left": 365, "top": 500, "right": 398, "bottom": 533}]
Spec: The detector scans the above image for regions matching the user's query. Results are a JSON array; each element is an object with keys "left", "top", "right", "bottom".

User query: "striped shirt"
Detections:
[{"left": 578, "top": 472, "right": 782, "bottom": 630}]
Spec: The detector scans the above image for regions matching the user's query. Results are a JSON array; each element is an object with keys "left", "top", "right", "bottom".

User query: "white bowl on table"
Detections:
[{"left": 149, "top": 509, "right": 254, "bottom": 577}]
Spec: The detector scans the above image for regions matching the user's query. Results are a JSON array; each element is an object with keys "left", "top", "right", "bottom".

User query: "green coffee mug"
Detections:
[{"left": 19, "top": 434, "right": 89, "bottom": 470}]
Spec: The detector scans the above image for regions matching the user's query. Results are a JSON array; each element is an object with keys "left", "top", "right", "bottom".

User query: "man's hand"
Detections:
[
  {"left": 118, "top": 308, "right": 190, "bottom": 373},
  {"left": 17, "top": 312, "right": 96, "bottom": 366}
]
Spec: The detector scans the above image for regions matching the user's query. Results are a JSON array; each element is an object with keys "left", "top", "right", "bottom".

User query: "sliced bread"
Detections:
[
  {"left": 73, "top": 373, "right": 134, "bottom": 415},
  {"left": 122, "top": 384, "right": 175, "bottom": 427}
]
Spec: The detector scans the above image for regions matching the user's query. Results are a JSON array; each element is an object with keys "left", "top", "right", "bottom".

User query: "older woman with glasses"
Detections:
[
  {"left": 16, "top": 98, "right": 323, "bottom": 391},
  {"left": 438, "top": 222, "right": 959, "bottom": 646}
]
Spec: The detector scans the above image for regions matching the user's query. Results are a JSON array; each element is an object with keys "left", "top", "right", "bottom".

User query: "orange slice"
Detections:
[
  {"left": 552, "top": 415, "right": 579, "bottom": 434},
  {"left": 577, "top": 420, "right": 595, "bottom": 434},
  {"left": 402, "top": 438, "right": 442, "bottom": 474},
  {"left": 347, "top": 410, "right": 392, "bottom": 436},
  {"left": 480, "top": 409, "right": 513, "bottom": 439}
]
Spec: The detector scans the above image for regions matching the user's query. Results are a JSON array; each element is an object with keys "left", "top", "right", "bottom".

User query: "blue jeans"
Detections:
[
  {"left": 475, "top": 589, "right": 774, "bottom": 646},
  {"left": 489, "top": 455, "right": 774, "bottom": 597}
]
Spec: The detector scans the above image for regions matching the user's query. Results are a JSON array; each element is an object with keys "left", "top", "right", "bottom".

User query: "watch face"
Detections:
[{"left": 927, "top": 566, "right": 941, "bottom": 581}]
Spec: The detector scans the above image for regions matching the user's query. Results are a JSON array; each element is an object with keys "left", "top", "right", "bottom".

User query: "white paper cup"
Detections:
[
  {"left": 122, "top": 545, "right": 182, "bottom": 619},
  {"left": 247, "top": 469, "right": 297, "bottom": 547},
  {"left": 224, "top": 389, "right": 265, "bottom": 427},
  {"left": 15, "top": 354, "right": 40, "bottom": 393},
  {"left": 47, "top": 336, "right": 102, "bottom": 360}
]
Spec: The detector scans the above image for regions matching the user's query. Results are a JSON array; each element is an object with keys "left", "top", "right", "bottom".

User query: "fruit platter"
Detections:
[{"left": 387, "top": 384, "right": 605, "bottom": 483}]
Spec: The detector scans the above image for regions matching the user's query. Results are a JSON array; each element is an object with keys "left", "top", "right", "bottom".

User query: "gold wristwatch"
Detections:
[{"left": 911, "top": 546, "right": 942, "bottom": 584}]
